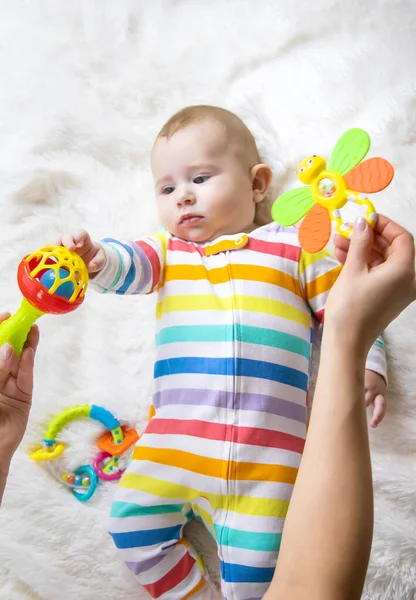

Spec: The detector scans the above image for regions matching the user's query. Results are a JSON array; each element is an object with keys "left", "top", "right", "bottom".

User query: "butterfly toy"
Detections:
[{"left": 271, "top": 128, "right": 394, "bottom": 253}]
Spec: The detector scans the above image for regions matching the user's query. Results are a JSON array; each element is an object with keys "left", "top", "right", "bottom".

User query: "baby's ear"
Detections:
[{"left": 251, "top": 164, "right": 273, "bottom": 203}]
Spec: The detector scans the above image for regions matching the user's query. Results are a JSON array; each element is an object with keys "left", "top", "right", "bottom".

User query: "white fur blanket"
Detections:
[{"left": 0, "top": 1, "right": 415, "bottom": 599}]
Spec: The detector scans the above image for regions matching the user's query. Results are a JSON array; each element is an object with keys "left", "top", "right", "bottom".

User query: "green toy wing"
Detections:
[
  {"left": 271, "top": 186, "right": 315, "bottom": 227},
  {"left": 328, "top": 128, "right": 371, "bottom": 175}
]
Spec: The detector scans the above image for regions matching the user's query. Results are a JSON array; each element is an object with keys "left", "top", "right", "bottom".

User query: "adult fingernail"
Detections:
[
  {"left": 0, "top": 343, "right": 13, "bottom": 360},
  {"left": 355, "top": 217, "right": 367, "bottom": 232}
]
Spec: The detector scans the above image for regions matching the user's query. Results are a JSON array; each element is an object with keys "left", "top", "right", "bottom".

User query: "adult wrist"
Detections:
[
  {"left": 0, "top": 454, "right": 12, "bottom": 475},
  {"left": 322, "top": 321, "right": 369, "bottom": 366},
  {"left": 0, "top": 442, "right": 15, "bottom": 472}
]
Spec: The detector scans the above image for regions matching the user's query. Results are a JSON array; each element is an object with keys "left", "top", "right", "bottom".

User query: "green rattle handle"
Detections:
[{"left": 0, "top": 298, "right": 45, "bottom": 356}]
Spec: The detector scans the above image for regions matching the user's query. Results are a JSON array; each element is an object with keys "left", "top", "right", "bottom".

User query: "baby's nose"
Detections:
[{"left": 177, "top": 191, "right": 196, "bottom": 206}]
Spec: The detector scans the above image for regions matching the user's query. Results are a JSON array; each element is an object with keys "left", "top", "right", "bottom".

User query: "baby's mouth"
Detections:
[{"left": 179, "top": 214, "right": 204, "bottom": 226}]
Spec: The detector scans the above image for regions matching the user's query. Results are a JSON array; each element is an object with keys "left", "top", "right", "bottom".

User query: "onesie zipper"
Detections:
[{"left": 218, "top": 247, "right": 239, "bottom": 598}]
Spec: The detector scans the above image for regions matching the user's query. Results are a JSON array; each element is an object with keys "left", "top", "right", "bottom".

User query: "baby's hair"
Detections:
[{"left": 155, "top": 105, "right": 261, "bottom": 168}]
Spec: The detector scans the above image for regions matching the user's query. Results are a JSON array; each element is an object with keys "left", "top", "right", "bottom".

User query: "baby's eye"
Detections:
[
  {"left": 162, "top": 186, "right": 175, "bottom": 195},
  {"left": 193, "top": 175, "right": 210, "bottom": 184}
]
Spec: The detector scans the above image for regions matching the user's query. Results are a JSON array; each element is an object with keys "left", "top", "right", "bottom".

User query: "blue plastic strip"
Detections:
[
  {"left": 43, "top": 438, "right": 56, "bottom": 447},
  {"left": 90, "top": 405, "right": 120, "bottom": 431}
]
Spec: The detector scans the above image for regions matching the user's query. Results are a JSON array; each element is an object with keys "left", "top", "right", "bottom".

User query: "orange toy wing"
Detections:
[
  {"left": 299, "top": 204, "right": 332, "bottom": 253},
  {"left": 344, "top": 157, "right": 394, "bottom": 193}
]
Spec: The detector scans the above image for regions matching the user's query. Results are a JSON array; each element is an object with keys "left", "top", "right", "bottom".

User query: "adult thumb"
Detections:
[
  {"left": 344, "top": 217, "right": 374, "bottom": 271},
  {"left": 0, "top": 343, "right": 13, "bottom": 388}
]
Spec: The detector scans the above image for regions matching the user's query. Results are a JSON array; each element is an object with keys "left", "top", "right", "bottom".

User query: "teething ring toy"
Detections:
[
  {"left": 31, "top": 404, "right": 139, "bottom": 502},
  {"left": 272, "top": 128, "right": 394, "bottom": 253}
]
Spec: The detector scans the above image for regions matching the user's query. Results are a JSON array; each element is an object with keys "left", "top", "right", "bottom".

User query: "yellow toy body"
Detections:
[
  {"left": 0, "top": 299, "right": 44, "bottom": 356},
  {"left": 299, "top": 155, "right": 376, "bottom": 239}
]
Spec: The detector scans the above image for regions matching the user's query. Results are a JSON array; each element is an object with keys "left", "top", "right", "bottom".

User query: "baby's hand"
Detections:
[
  {"left": 365, "top": 369, "right": 387, "bottom": 428},
  {"left": 57, "top": 230, "right": 107, "bottom": 275}
]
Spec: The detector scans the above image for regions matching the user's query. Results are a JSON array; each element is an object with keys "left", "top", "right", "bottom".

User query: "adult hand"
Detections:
[
  {"left": 329, "top": 215, "right": 416, "bottom": 350},
  {"left": 0, "top": 313, "right": 39, "bottom": 468}
]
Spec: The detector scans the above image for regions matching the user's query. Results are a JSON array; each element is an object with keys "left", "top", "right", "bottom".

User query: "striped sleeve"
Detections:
[
  {"left": 298, "top": 248, "right": 342, "bottom": 325},
  {"left": 365, "top": 333, "right": 388, "bottom": 383},
  {"left": 89, "top": 232, "right": 167, "bottom": 295},
  {"left": 299, "top": 248, "right": 388, "bottom": 382}
]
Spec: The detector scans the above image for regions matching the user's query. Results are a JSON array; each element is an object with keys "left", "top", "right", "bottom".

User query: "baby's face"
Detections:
[{"left": 151, "top": 121, "right": 259, "bottom": 242}]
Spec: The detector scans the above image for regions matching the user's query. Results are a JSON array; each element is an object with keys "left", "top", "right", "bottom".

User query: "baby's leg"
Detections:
[
  {"left": 216, "top": 512, "right": 281, "bottom": 600},
  {"left": 215, "top": 460, "right": 298, "bottom": 600},
  {"left": 109, "top": 477, "right": 218, "bottom": 599}
]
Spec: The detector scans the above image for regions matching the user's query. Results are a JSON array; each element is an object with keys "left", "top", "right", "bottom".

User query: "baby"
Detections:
[{"left": 61, "top": 106, "right": 387, "bottom": 600}]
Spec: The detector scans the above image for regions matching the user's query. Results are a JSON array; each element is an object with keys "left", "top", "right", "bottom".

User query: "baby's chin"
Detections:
[
  {"left": 166, "top": 223, "right": 215, "bottom": 243},
  {"left": 177, "top": 230, "right": 213, "bottom": 243},
  {"left": 166, "top": 222, "right": 249, "bottom": 243}
]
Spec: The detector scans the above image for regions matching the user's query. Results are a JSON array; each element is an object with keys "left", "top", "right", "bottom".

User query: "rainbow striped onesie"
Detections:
[{"left": 91, "top": 222, "right": 387, "bottom": 600}]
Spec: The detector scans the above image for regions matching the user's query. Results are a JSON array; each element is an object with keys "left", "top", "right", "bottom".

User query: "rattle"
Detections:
[
  {"left": 0, "top": 245, "right": 88, "bottom": 355},
  {"left": 271, "top": 128, "right": 394, "bottom": 253},
  {"left": 31, "top": 404, "right": 139, "bottom": 502}
]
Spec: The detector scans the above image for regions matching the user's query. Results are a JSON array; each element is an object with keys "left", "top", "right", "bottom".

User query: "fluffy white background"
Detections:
[{"left": 0, "top": 1, "right": 415, "bottom": 599}]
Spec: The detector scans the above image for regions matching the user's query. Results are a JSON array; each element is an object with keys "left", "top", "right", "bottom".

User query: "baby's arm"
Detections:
[
  {"left": 299, "top": 249, "right": 388, "bottom": 422},
  {"left": 59, "top": 229, "right": 166, "bottom": 295}
]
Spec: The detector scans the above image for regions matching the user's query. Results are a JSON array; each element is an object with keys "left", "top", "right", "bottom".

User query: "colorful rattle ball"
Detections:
[
  {"left": 40, "top": 267, "right": 76, "bottom": 300},
  {"left": 0, "top": 245, "right": 88, "bottom": 355}
]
